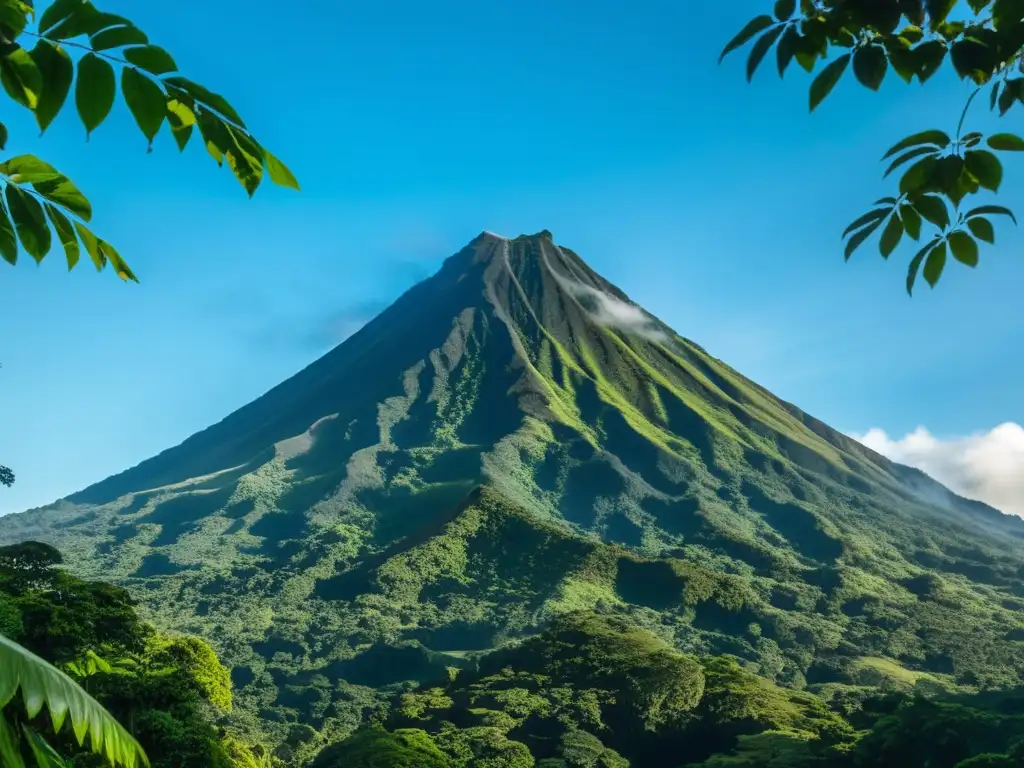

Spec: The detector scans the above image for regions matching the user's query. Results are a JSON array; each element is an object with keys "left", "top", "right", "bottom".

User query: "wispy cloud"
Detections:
[{"left": 852, "top": 423, "right": 1024, "bottom": 517}]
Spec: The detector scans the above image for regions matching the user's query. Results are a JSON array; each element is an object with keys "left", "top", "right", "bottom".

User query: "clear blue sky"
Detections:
[{"left": 1, "top": 0, "right": 1022, "bottom": 515}]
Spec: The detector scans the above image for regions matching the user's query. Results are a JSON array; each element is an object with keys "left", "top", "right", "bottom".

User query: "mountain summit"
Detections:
[{"left": 5, "top": 230, "right": 1024, "bottom": 744}]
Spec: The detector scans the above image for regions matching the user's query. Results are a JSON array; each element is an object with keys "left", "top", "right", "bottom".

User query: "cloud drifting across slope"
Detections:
[{"left": 853, "top": 423, "right": 1024, "bottom": 517}]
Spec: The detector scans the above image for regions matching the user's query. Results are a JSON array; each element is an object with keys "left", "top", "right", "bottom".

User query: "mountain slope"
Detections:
[{"left": 4, "top": 230, "right": 1024, "bottom": 749}]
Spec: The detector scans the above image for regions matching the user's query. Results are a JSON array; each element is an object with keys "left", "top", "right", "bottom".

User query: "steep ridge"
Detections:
[{"left": 4, "top": 230, "right": 1024, "bottom": 746}]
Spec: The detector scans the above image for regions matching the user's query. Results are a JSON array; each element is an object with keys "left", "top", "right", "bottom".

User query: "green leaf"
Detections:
[
  {"left": 89, "top": 24, "right": 148, "bottom": 51},
  {"left": 964, "top": 149, "right": 1002, "bottom": 190},
  {"left": 73, "top": 220, "right": 104, "bottom": 270},
  {"left": 914, "top": 40, "right": 947, "bottom": 82},
  {"left": 961, "top": 131, "right": 983, "bottom": 147},
  {"left": 883, "top": 130, "right": 950, "bottom": 159},
  {"left": 122, "top": 45, "right": 177, "bottom": 76},
  {"left": 0, "top": 633, "right": 148, "bottom": 767},
  {"left": 0, "top": 196, "right": 18, "bottom": 264},
  {"left": 29, "top": 41, "right": 73, "bottom": 133},
  {"left": 927, "top": 0, "right": 958, "bottom": 28},
  {"left": 166, "top": 99, "right": 194, "bottom": 152},
  {"left": 843, "top": 208, "right": 888, "bottom": 238},
  {"left": 935, "top": 154, "right": 965, "bottom": 189},
  {"left": 0, "top": 716, "right": 26, "bottom": 768},
  {"left": 774, "top": 0, "right": 796, "bottom": 20},
  {"left": 884, "top": 145, "right": 937, "bottom": 177},
  {"left": 45, "top": 204, "right": 80, "bottom": 270},
  {"left": 809, "top": 53, "right": 851, "bottom": 112},
  {"left": 196, "top": 108, "right": 228, "bottom": 166},
  {"left": 747, "top": 26, "right": 785, "bottom": 81},
  {"left": 912, "top": 195, "right": 951, "bottom": 229},
  {"left": 967, "top": 215, "right": 995, "bottom": 243},
  {"left": 5, "top": 184, "right": 50, "bottom": 262},
  {"left": 887, "top": 45, "right": 917, "bottom": 83},
  {"left": 75, "top": 53, "right": 114, "bottom": 138},
  {"left": 164, "top": 76, "right": 246, "bottom": 127},
  {"left": 263, "top": 149, "right": 300, "bottom": 190},
  {"left": 0, "top": 122, "right": 6, "bottom": 151},
  {"left": 776, "top": 25, "right": 799, "bottom": 76},
  {"left": 1, "top": 47, "right": 42, "bottom": 109},
  {"left": 951, "top": 38, "right": 998, "bottom": 83},
  {"left": 992, "top": 0, "right": 1024, "bottom": 29},
  {"left": 0, "top": 154, "right": 61, "bottom": 183},
  {"left": 948, "top": 230, "right": 979, "bottom": 266},
  {"left": 47, "top": 8, "right": 133, "bottom": 40},
  {"left": 966, "top": 204, "right": 1017, "bottom": 223},
  {"left": 844, "top": 217, "right": 885, "bottom": 260},
  {"left": 879, "top": 214, "right": 904, "bottom": 257},
  {"left": 100, "top": 239, "right": 136, "bottom": 282},
  {"left": 906, "top": 239, "right": 938, "bottom": 295},
  {"left": 900, "top": 204, "right": 923, "bottom": 240},
  {"left": 923, "top": 241, "right": 947, "bottom": 287},
  {"left": 121, "top": 68, "right": 166, "bottom": 146},
  {"left": 224, "top": 124, "right": 264, "bottom": 197},
  {"left": 38, "top": 0, "right": 82, "bottom": 35},
  {"left": 899, "top": 25, "right": 925, "bottom": 44},
  {"left": 33, "top": 174, "right": 91, "bottom": 221},
  {"left": 853, "top": 45, "right": 888, "bottom": 91},
  {"left": 987, "top": 132, "right": 1024, "bottom": 150},
  {"left": 720, "top": 15, "right": 775, "bottom": 62},
  {"left": 899, "top": 155, "right": 938, "bottom": 195}
]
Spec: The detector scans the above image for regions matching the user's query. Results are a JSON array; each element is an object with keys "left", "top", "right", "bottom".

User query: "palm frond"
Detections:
[{"left": 0, "top": 633, "right": 148, "bottom": 767}]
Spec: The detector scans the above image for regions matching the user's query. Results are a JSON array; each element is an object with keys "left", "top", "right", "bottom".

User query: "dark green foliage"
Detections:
[{"left": 309, "top": 727, "right": 452, "bottom": 767}]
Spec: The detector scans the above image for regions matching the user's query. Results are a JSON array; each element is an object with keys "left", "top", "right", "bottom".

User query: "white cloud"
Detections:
[{"left": 853, "top": 423, "right": 1024, "bottom": 517}]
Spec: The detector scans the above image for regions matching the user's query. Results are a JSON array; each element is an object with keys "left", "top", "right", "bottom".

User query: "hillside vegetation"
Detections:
[{"left": 3, "top": 232, "right": 1024, "bottom": 764}]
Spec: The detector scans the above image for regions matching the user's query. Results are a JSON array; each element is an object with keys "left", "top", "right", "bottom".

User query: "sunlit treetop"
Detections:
[{"left": 722, "top": 0, "right": 1024, "bottom": 294}]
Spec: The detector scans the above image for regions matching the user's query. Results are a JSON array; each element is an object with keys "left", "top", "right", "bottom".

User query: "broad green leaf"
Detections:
[
  {"left": 166, "top": 99, "right": 195, "bottom": 152},
  {"left": 5, "top": 184, "right": 50, "bottom": 262},
  {"left": 720, "top": 15, "right": 775, "bottom": 62},
  {"left": 809, "top": 53, "right": 851, "bottom": 112},
  {"left": 844, "top": 217, "right": 884, "bottom": 260},
  {"left": 0, "top": 716, "right": 26, "bottom": 768},
  {"left": 73, "top": 220, "right": 104, "bottom": 270},
  {"left": 843, "top": 209, "right": 888, "bottom": 238},
  {"left": 899, "top": 25, "right": 925, "bottom": 44},
  {"left": 874, "top": 196, "right": 898, "bottom": 205},
  {"left": 774, "top": 0, "right": 796, "bottom": 20},
  {"left": 122, "top": 45, "right": 177, "bottom": 76},
  {"left": 926, "top": 0, "right": 958, "bottom": 28},
  {"left": 264, "top": 149, "right": 300, "bottom": 190},
  {"left": 992, "top": 0, "right": 1024, "bottom": 29},
  {"left": 45, "top": 204, "right": 80, "bottom": 270},
  {"left": 164, "top": 76, "right": 246, "bottom": 127},
  {"left": 0, "top": 633, "right": 148, "bottom": 767},
  {"left": 899, "top": 155, "right": 938, "bottom": 195},
  {"left": 948, "top": 230, "right": 979, "bottom": 266},
  {"left": 121, "top": 68, "right": 165, "bottom": 146},
  {"left": 48, "top": 8, "right": 133, "bottom": 40},
  {"left": 29, "top": 41, "right": 73, "bottom": 133},
  {"left": 882, "top": 129, "right": 950, "bottom": 160},
  {"left": 0, "top": 197, "right": 17, "bottom": 264},
  {"left": 935, "top": 155, "right": 964, "bottom": 189},
  {"left": 33, "top": 174, "right": 91, "bottom": 221},
  {"left": 961, "top": 131, "right": 983, "bottom": 147},
  {"left": 879, "top": 214, "right": 904, "bottom": 258},
  {"left": 884, "top": 145, "right": 937, "bottom": 177},
  {"left": 914, "top": 40, "right": 947, "bottom": 82},
  {"left": 776, "top": 25, "right": 799, "bottom": 76},
  {"left": 966, "top": 204, "right": 1017, "bottom": 223},
  {"left": 0, "top": 0, "right": 31, "bottom": 36},
  {"left": 987, "top": 132, "right": 1024, "bottom": 150},
  {"left": 900, "top": 204, "right": 923, "bottom": 240},
  {"left": 0, "top": 154, "right": 61, "bottom": 183},
  {"left": 887, "top": 45, "right": 916, "bottom": 84},
  {"left": 747, "top": 25, "right": 784, "bottom": 82},
  {"left": 224, "top": 124, "right": 264, "bottom": 196},
  {"left": 75, "top": 53, "right": 114, "bottom": 137},
  {"left": 1, "top": 47, "right": 42, "bottom": 109},
  {"left": 38, "top": 0, "right": 82, "bottom": 34},
  {"left": 967, "top": 216, "right": 995, "bottom": 243},
  {"left": 196, "top": 108, "right": 228, "bottom": 165},
  {"left": 853, "top": 45, "right": 887, "bottom": 91},
  {"left": 0, "top": 122, "right": 6, "bottom": 151},
  {"left": 923, "top": 241, "right": 947, "bottom": 287},
  {"left": 964, "top": 149, "right": 1002, "bottom": 190},
  {"left": 912, "top": 195, "right": 950, "bottom": 229},
  {"left": 23, "top": 724, "right": 69, "bottom": 768},
  {"left": 99, "top": 240, "right": 137, "bottom": 282},
  {"left": 951, "top": 38, "right": 998, "bottom": 83},
  {"left": 906, "top": 239, "right": 938, "bottom": 295},
  {"left": 89, "top": 24, "right": 148, "bottom": 51}
]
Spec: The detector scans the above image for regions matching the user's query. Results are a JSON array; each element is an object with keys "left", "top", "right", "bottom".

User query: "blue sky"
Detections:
[{"left": 1, "top": 0, "right": 1022, "bottom": 515}]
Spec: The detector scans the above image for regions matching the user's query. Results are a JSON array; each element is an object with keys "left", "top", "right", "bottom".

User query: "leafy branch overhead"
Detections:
[
  {"left": 721, "top": 0, "right": 1024, "bottom": 294},
  {"left": 0, "top": 0, "right": 299, "bottom": 281}
]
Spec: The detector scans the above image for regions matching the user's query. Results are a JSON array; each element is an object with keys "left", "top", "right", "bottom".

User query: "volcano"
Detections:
[{"left": 4, "top": 230, "right": 1024, "bottom": 743}]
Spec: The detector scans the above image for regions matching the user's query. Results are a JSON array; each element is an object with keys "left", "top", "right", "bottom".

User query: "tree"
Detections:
[
  {"left": 721, "top": 0, "right": 1024, "bottom": 294},
  {"left": 0, "top": 0, "right": 298, "bottom": 281}
]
